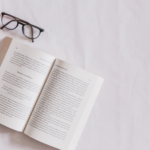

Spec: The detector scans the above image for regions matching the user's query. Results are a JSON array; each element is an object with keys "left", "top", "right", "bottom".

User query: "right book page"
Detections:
[{"left": 24, "top": 59, "right": 104, "bottom": 150}]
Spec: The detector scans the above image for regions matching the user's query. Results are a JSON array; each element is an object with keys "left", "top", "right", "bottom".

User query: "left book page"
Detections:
[{"left": 0, "top": 37, "right": 55, "bottom": 132}]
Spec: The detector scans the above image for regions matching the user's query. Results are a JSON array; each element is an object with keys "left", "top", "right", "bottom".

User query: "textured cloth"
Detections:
[{"left": 0, "top": 0, "right": 150, "bottom": 150}]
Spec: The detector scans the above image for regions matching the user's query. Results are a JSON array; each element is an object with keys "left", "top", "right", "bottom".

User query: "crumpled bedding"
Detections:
[{"left": 0, "top": 0, "right": 150, "bottom": 150}]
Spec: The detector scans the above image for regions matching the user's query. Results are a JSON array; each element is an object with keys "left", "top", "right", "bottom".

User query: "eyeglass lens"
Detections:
[
  {"left": 2, "top": 14, "right": 18, "bottom": 30},
  {"left": 23, "top": 24, "right": 40, "bottom": 39}
]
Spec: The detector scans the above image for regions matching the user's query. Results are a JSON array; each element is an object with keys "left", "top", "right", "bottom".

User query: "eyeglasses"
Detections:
[{"left": 0, "top": 12, "right": 44, "bottom": 42}]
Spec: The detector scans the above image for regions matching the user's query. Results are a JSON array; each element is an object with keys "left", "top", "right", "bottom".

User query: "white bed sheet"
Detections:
[{"left": 0, "top": 0, "right": 150, "bottom": 150}]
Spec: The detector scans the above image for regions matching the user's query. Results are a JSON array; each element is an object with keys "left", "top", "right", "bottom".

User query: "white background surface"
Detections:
[{"left": 0, "top": 0, "right": 150, "bottom": 150}]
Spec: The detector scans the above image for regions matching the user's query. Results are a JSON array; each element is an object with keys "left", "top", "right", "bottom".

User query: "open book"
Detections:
[{"left": 0, "top": 37, "right": 104, "bottom": 150}]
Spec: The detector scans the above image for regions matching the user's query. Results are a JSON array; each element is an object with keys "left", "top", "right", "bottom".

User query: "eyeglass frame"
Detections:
[{"left": 0, "top": 12, "right": 44, "bottom": 42}]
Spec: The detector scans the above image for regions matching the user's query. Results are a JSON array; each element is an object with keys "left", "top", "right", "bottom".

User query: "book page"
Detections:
[
  {"left": 0, "top": 38, "right": 55, "bottom": 132},
  {"left": 24, "top": 59, "right": 104, "bottom": 149}
]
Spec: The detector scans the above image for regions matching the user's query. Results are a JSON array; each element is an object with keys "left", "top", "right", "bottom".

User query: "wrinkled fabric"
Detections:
[{"left": 0, "top": 0, "right": 150, "bottom": 150}]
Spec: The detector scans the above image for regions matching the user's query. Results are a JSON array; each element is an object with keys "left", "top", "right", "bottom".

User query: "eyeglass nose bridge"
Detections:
[
  {"left": 18, "top": 22, "right": 25, "bottom": 26},
  {"left": 17, "top": 19, "right": 29, "bottom": 25}
]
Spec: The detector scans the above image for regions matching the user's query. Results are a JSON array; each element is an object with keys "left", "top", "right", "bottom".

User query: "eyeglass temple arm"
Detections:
[
  {"left": 3, "top": 13, "right": 29, "bottom": 24},
  {"left": 0, "top": 20, "right": 16, "bottom": 29},
  {"left": 31, "top": 26, "right": 34, "bottom": 43},
  {"left": 2, "top": 12, "right": 27, "bottom": 24}
]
